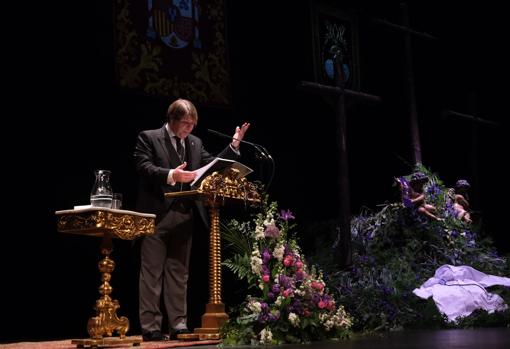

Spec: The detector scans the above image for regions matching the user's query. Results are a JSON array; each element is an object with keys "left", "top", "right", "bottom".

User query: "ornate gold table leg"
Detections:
[
  {"left": 193, "top": 203, "right": 228, "bottom": 340},
  {"left": 72, "top": 234, "right": 141, "bottom": 347},
  {"left": 88, "top": 234, "right": 129, "bottom": 338}
]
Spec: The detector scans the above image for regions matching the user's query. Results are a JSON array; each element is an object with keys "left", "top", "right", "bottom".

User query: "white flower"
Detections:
[
  {"left": 255, "top": 224, "right": 265, "bottom": 240},
  {"left": 274, "top": 295, "right": 284, "bottom": 307},
  {"left": 288, "top": 312, "right": 300, "bottom": 327},
  {"left": 273, "top": 244, "right": 285, "bottom": 261},
  {"left": 294, "top": 288, "right": 305, "bottom": 297},
  {"left": 263, "top": 217, "right": 275, "bottom": 227},
  {"left": 251, "top": 249, "right": 263, "bottom": 275},
  {"left": 319, "top": 313, "right": 334, "bottom": 331},
  {"left": 247, "top": 300, "right": 262, "bottom": 314},
  {"left": 259, "top": 327, "right": 273, "bottom": 344},
  {"left": 336, "top": 306, "right": 352, "bottom": 328},
  {"left": 319, "top": 306, "right": 352, "bottom": 331}
]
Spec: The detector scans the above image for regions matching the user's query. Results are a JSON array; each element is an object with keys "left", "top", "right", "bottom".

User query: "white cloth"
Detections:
[{"left": 413, "top": 265, "right": 510, "bottom": 322}]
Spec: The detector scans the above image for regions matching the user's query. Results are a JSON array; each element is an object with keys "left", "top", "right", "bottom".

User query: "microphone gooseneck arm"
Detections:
[{"left": 207, "top": 128, "right": 275, "bottom": 190}]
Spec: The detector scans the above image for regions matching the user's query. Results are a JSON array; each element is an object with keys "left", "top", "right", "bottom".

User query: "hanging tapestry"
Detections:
[{"left": 115, "top": 0, "right": 231, "bottom": 106}]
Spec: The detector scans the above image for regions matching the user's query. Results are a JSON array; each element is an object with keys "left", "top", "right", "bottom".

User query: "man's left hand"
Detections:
[{"left": 232, "top": 122, "right": 250, "bottom": 149}]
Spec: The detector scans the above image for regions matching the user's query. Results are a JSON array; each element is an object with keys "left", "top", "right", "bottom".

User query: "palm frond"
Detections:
[{"left": 221, "top": 221, "right": 252, "bottom": 256}]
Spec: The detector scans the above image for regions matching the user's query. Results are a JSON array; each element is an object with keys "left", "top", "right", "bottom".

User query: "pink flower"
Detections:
[
  {"left": 264, "top": 224, "right": 280, "bottom": 238},
  {"left": 318, "top": 300, "right": 326, "bottom": 309},
  {"left": 262, "top": 274, "right": 270, "bottom": 283},
  {"left": 295, "top": 260, "right": 303, "bottom": 269},
  {"left": 283, "top": 289, "right": 293, "bottom": 298},
  {"left": 311, "top": 281, "right": 324, "bottom": 291},
  {"left": 283, "top": 255, "right": 295, "bottom": 267}
]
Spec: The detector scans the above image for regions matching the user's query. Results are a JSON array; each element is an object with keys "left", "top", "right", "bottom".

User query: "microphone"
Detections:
[{"left": 207, "top": 128, "right": 275, "bottom": 190}]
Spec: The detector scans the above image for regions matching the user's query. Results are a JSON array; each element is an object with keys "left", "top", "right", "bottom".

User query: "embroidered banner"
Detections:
[{"left": 115, "top": 0, "right": 230, "bottom": 106}]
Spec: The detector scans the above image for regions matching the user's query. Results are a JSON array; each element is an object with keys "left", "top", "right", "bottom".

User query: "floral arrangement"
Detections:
[
  {"left": 302, "top": 165, "right": 510, "bottom": 331},
  {"left": 221, "top": 199, "right": 352, "bottom": 345}
]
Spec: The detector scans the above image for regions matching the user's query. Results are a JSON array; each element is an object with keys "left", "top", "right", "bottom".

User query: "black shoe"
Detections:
[
  {"left": 143, "top": 330, "right": 166, "bottom": 341},
  {"left": 170, "top": 328, "right": 191, "bottom": 340}
]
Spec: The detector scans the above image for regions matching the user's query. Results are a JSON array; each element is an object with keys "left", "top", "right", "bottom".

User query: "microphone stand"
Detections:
[{"left": 207, "top": 129, "right": 275, "bottom": 191}]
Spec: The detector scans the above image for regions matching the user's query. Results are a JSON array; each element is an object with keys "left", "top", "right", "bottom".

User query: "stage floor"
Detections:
[
  {"left": 1, "top": 328, "right": 509, "bottom": 349},
  {"left": 207, "top": 328, "right": 510, "bottom": 349}
]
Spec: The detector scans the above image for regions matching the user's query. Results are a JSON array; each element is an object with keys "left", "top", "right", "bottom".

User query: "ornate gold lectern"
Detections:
[
  {"left": 55, "top": 208, "right": 155, "bottom": 348},
  {"left": 165, "top": 169, "right": 260, "bottom": 340}
]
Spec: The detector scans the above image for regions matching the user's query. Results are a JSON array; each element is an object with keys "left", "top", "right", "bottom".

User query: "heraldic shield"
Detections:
[{"left": 147, "top": 0, "right": 201, "bottom": 49}]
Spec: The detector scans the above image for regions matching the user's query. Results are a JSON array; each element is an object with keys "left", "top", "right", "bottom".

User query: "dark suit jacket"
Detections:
[{"left": 134, "top": 125, "right": 239, "bottom": 226}]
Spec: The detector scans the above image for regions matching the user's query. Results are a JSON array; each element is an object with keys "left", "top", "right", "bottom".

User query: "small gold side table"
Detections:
[{"left": 56, "top": 208, "right": 155, "bottom": 348}]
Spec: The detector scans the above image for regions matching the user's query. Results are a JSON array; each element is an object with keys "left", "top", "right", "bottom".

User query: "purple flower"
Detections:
[
  {"left": 258, "top": 313, "right": 269, "bottom": 324},
  {"left": 272, "top": 283, "right": 281, "bottom": 294},
  {"left": 290, "top": 299, "right": 304, "bottom": 315},
  {"left": 260, "top": 302, "right": 269, "bottom": 312},
  {"left": 278, "top": 209, "right": 295, "bottom": 221},
  {"left": 445, "top": 200, "right": 456, "bottom": 217},
  {"left": 262, "top": 248, "right": 271, "bottom": 264},
  {"left": 265, "top": 224, "right": 280, "bottom": 238},
  {"left": 426, "top": 183, "right": 441, "bottom": 199},
  {"left": 279, "top": 275, "right": 292, "bottom": 289},
  {"left": 397, "top": 177, "right": 413, "bottom": 208},
  {"left": 268, "top": 313, "right": 279, "bottom": 322}
]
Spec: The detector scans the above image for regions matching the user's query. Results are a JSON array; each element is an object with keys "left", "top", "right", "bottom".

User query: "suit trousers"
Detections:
[{"left": 139, "top": 204, "right": 193, "bottom": 333}]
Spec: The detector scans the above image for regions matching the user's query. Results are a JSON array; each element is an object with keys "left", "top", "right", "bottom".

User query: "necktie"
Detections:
[{"left": 174, "top": 136, "right": 185, "bottom": 162}]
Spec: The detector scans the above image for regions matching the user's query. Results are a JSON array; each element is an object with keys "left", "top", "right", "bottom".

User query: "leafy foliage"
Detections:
[
  {"left": 221, "top": 197, "right": 352, "bottom": 345},
  {"left": 306, "top": 166, "right": 510, "bottom": 331}
]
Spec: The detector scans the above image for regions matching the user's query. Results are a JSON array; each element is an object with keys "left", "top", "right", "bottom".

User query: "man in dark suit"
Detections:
[{"left": 134, "top": 98, "right": 250, "bottom": 341}]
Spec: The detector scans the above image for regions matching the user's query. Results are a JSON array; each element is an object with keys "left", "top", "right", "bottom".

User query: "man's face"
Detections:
[{"left": 170, "top": 115, "right": 195, "bottom": 139}]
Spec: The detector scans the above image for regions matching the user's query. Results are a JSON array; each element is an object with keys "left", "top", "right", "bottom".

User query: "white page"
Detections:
[{"left": 191, "top": 157, "right": 253, "bottom": 186}]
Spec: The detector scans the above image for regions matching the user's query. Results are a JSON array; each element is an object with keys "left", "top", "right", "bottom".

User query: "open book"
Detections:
[{"left": 191, "top": 157, "right": 253, "bottom": 187}]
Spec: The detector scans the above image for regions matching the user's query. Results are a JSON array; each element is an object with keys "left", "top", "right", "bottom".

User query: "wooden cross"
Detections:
[
  {"left": 369, "top": 3, "right": 438, "bottom": 165},
  {"left": 299, "top": 3, "right": 438, "bottom": 267},
  {"left": 299, "top": 56, "right": 381, "bottom": 268}
]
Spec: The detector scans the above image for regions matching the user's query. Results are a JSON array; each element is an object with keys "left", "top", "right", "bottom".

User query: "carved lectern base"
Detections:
[
  {"left": 191, "top": 302, "right": 228, "bottom": 340},
  {"left": 176, "top": 333, "right": 201, "bottom": 341},
  {"left": 71, "top": 336, "right": 141, "bottom": 348},
  {"left": 200, "top": 303, "right": 229, "bottom": 328}
]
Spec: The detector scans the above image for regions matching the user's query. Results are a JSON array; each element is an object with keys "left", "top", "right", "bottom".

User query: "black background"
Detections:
[{"left": 2, "top": 0, "right": 508, "bottom": 342}]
